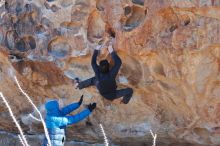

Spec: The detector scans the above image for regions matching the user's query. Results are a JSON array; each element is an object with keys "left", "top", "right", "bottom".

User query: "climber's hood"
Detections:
[{"left": 45, "top": 100, "right": 60, "bottom": 116}]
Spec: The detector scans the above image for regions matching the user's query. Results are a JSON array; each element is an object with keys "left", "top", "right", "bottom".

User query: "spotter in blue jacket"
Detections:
[{"left": 43, "top": 96, "right": 95, "bottom": 146}]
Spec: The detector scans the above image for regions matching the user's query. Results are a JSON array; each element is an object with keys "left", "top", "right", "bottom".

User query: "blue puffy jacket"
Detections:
[{"left": 43, "top": 100, "right": 91, "bottom": 146}]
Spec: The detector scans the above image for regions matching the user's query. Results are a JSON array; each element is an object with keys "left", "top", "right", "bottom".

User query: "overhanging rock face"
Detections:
[{"left": 0, "top": 0, "right": 220, "bottom": 146}]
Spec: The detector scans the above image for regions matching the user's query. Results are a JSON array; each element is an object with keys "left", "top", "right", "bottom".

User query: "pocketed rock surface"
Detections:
[{"left": 0, "top": 0, "right": 220, "bottom": 146}]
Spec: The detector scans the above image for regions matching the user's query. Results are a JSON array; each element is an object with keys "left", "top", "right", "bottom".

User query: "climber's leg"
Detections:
[
  {"left": 103, "top": 88, "right": 133, "bottom": 104},
  {"left": 116, "top": 88, "right": 133, "bottom": 104},
  {"left": 77, "top": 77, "right": 96, "bottom": 89}
]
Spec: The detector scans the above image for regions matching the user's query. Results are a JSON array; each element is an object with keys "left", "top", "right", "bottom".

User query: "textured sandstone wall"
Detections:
[{"left": 0, "top": 0, "right": 220, "bottom": 146}]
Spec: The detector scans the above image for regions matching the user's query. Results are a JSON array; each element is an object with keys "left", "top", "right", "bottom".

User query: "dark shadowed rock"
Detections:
[
  {"left": 51, "top": 4, "right": 60, "bottom": 12},
  {"left": 5, "top": 30, "right": 19, "bottom": 50},
  {"left": 124, "top": 6, "right": 132, "bottom": 16},
  {"left": 23, "top": 35, "right": 36, "bottom": 50},
  {"left": 132, "top": 0, "right": 144, "bottom": 5},
  {"left": 15, "top": 2, "right": 22, "bottom": 16},
  {"left": 35, "top": 24, "right": 46, "bottom": 34},
  {"left": 15, "top": 38, "right": 26, "bottom": 52},
  {"left": 14, "top": 36, "right": 36, "bottom": 52},
  {"left": 124, "top": 5, "right": 147, "bottom": 31}
]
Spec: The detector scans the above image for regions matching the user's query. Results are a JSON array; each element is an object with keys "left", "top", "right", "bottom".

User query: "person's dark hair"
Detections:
[{"left": 99, "top": 60, "right": 109, "bottom": 73}]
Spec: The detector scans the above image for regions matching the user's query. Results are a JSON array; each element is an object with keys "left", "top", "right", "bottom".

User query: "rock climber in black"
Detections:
[{"left": 74, "top": 38, "right": 133, "bottom": 104}]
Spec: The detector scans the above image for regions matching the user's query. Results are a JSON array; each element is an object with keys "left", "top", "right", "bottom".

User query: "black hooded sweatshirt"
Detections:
[{"left": 91, "top": 50, "right": 122, "bottom": 97}]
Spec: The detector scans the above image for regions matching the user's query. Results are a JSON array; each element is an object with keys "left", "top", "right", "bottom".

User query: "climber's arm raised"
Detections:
[
  {"left": 60, "top": 95, "right": 84, "bottom": 115},
  {"left": 91, "top": 47, "right": 100, "bottom": 75},
  {"left": 108, "top": 39, "right": 122, "bottom": 78}
]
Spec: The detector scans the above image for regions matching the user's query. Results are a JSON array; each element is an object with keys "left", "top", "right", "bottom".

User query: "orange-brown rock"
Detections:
[{"left": 0, "top": 0, "right": 220, "bottom": 146}]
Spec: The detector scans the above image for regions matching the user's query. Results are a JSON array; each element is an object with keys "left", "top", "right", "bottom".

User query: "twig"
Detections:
[
  {"left": 18, "top": 135, "right": 26, "bottom": 146},
  {"left": 99, "top": 124, "right": 109, "bottom": 146},
  {"left": 29, "top": 113, "right": 41, "bottom": 122},
  {"left": 0, "top": 92, "right": 29, "bottom": 146},
  {"left": 14, "top": 76, "right": 51, "bottom": 146},
  {"left": 150, "top": 130, "right": 157, "bottom": 146}
]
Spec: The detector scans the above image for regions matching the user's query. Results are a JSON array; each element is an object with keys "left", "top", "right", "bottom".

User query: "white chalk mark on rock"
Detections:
[{"left": 0, "top": 92, "right": 29, "bottom": 146}]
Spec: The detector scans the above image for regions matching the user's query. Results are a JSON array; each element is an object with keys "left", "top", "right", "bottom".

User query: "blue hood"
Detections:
[{"left": 45, "top": 100, "right": 60, "bottom": 116}]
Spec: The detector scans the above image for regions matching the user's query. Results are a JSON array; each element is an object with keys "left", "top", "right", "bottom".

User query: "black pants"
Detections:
[{"left": 78, "top": 77, "right": 133, "bottom": 104}]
